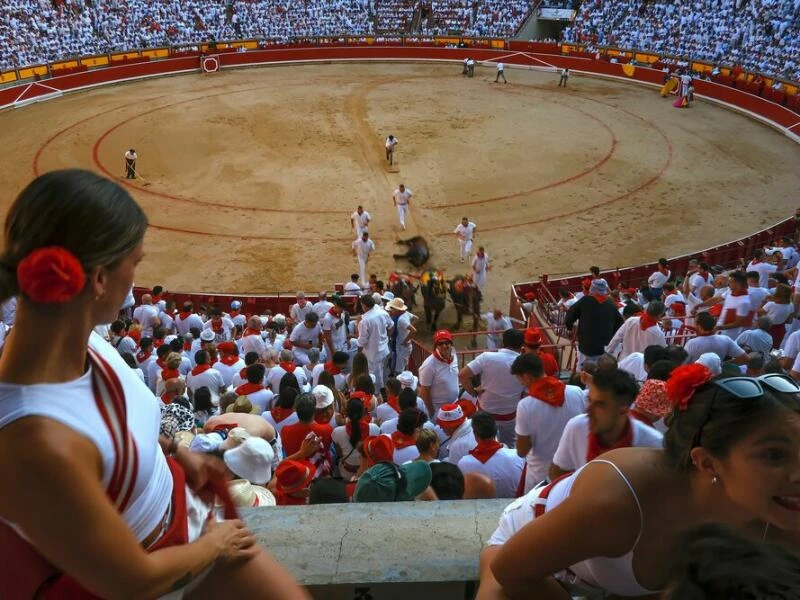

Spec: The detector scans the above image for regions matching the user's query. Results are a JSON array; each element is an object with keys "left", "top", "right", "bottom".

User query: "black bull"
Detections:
[{"left": 392, "top": 236, "right": 430, "bottom": 268}]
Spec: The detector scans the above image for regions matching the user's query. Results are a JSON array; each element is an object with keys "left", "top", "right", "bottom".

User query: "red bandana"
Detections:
[
  {"left": 468, "top": 439, "right": 504, "bottom": 464},
  {"left": 243, "top": 328, "right": 261, "bottom": 337},
  {"left": 191, "top": 364, "right": 212, "bottom": 376},
  {"left": 345, "top": 418, "right": 372, "bottom": 440},
  {"left": 183, "top": 340, "right": 192, "bottom": 351},
  {"left": 178, "top": 311, "right": 191, "bottom": 321},
  {"left": 528, "top": 377, "right": 566, "bottom": 407},
  {"left": 349, "top": 391, "right": 373, "bottom": 412},
  {"left": 279, "top": 361, "right": 297, "bottom": 373},
  {"left": 235, "top": 382, "right": 264, "bottom": 396},
  {"left": 709, "top": 304, "right": 723, "bottom": 317},
  {"left": 432, "top": 348, "right": 452, "bottom": 365},
  {"left": 590, "top": 294, "right": 609, "bottom": 304},
  {"left": 156, "top": 358, "right": 167, "bottom": 370},
  {"left": 328, "top": 307, "right": 340, "bottom": 317},
  {"left": 161, "top": 392, "right": 173, "bottom": 404},
  {"left": 136, "top": 349, "right": 152, "bottom": 363},
  {"left": 639, "top": 313, "right": 659, "bottom": 330},
  {"left": 230, "top": 310, "right": 240, "bottom": 319},
  {"left": 161, "top": 368, "right": 180, "bottom": 381},
  {"left": 385, "top": 395, "right": 400, "bottom": 413},
  {"left": 211, "top": 320, "right": 223, "bottom": 333},
  {"left": 324, "top": 361, "right": 341, "bottom": 375},
  {"left": 219, "top": 354, "right": 239, "bottom": 367},
  {"left": 239, "top": 367, "right": 248, "bottom": 380},
  {"left": 391, "top": 430, "right": 417, "bottom": 449},
  {"left": 271, "top": 406, "right": 295, "bottom": 423},
  {"left": 153, "top": 339, "right": 164, "bottom": 348},
  {"left": 586, "top": 417, "right": 634, "bottom": 462}
]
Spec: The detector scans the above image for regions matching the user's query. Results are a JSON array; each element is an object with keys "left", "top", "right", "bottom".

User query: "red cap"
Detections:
[
  {"left": 276, "top": 460, "right": 315, "bottom": 493},
  {"left": 433, "top": 329, "right": 453, "bottom": 344},
  {"left": 524, "top": 327, "right": 543, "bottom": 347},
  {"left": 363, "top": 435, "right": 394, "bottom": 465},
  {"left": 523, "top": 291, "right": 536, "bottom": 301},
  {"left": 436, "top": 402, "right": 466, "bottom": 428}
]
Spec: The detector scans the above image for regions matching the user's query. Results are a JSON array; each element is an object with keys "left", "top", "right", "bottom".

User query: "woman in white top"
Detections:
[
  {"left": 332, "top": 398, "right": 380, "bottom": 476},
  {"left": 759, "top": 283, "right": 795, "bottom": 348},
  {"left": 0, "top": 170, "right": 305, "bottom": 599}
]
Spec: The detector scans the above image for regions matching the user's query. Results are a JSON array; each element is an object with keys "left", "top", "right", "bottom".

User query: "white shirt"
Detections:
[
  {"left": 472, "top": 252, "right": 489, "bottom": 274},
  {"left": 263, "top": 410, "right": 299, "bottom": 436},
  {"left": 186, "top": 367, "right": 226, "bottom": 400},
  {"left": 454, "top": 222, "right": 477, "bottom": 241},
  {"left": 440, "top": 420, "right": 477, "bottom": 465},
  {"left": 202, "top": 318, "right": 234, "bottom": 342},
  {"left": 419, "top": 353, "right": 459, "bottom": 413},
  {"left": 458, "top": 446, "right": 523, "bottom": 498},
  {"left": 357, "top": 305, "right": 391, "bottom": 361},
  {"left": 344, "top": 281, "right": 363, "bottom": 295},
  {"left": 380, "top": 416, "right": 435, "bottom": 436},
  {"left": 735, "top": 329, "right": 773, "bottom": 355},
  {"left": 747, "top": 260, "right": 778, "bottom": 288},
  {"left": 648, "top": 269, "right": 670, "bottom": 289},
  {"left": 312, "top": 300, "right": 334, "bottom": 320},
  {"left": 133, "top": 304, "right": 160, "bottom": 337},
  {"left": 394, "top": 311, "right": 414, "bottom": 348},
  {"left": 289, "top": 323, "right": 321, "bottom": 356},
  {"left": 496, "top": 62, "right": 504, "bottom": 71},
  {"left": 466, "top": 349, "right": 524, "bottom": 416},
  {"left": 175, "top": 312, "right": 204, "bottom": 337},
  {"left": 289, "top": 302, "right": 314, "bottom": 324},
  {"left": 689, "top": 272, "right": 714, "bottom": 294},
  {"left": 481, "top": 313, "right": 511, "bottom": 347},
  {"left": 393, "top": 188, "right": 412, "bottom": 206},
  {"left": 321, "top": 311, "right": 348, "bottom": 351},
  {"left": 311, "top": 363, "right": 347, "bottom": 391},
  {"left": 333, "top": 423, "right": 381, "bottom": 470},
  {"left": 352, "top": 238, "right": 375, "bottom": 260},
  {"left": 717, "top": 292, "right": 754, "bottom": 339},
  {"left": 351, "top": 210, "right": 371, "bottom": 231},
  {"left": 111, "top": 335, "right": 137, "bottom": 357},
  {"left": 606, "top": 316, "right": 667, "bottom": 360},
  {"left": 240, "top": 332, "right": 267, "bottom": 357},
  {"left": 617, "top": 352, "right": 647, "bottom": 383},
  {"left": 747, "top": 286, "right": 770, "bottom": 310},
  {"left": 684, "top": 334, "right": 746, "bottom": 363},
  {"left": 266, "top": 364, "right": 307, "bottom": 392},
  {"left": 235, "top": 387, "right": 274, "bottom": 413},
  {"left": 763, "top": 301, "right": 794, "bottom": 326},
  {"left": 515, "top": 385, "right": 586, "bottom": 485},
  {"left": 212, "top": 358, "right": 245, "bottom": 388},
  {"left": 385, "top": 137, "right": 398, "bottom": 150},
  {"left": 552, "top": 414, "right": 663, "bottom": 473}
]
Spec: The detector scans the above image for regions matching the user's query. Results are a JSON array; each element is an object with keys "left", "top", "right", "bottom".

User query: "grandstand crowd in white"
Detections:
[{"left": 563, "top": 0, "right": 800, "bottom": 80}]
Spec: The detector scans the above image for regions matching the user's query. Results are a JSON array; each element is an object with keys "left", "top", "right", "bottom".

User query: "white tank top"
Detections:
[{"left": 0, "top": 332, "right": 172, "bottom": 541}]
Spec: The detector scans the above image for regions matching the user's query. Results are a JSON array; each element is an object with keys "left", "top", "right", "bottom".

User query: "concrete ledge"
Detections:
[{"left": 241, "top": 499, "right": 509, "bottom": 586}]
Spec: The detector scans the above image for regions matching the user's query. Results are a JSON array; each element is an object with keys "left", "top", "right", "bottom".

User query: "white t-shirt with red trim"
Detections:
[{"left": 716, "top": 292, "right": 754, "bottom": 339}]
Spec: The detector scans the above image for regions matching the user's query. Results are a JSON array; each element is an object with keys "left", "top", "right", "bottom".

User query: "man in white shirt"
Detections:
[
  {"left": 481, "top": 309, "right": 511, "bottom": 350},
  {"left": 266, "top": 349, "right": 307, "bottom": 391},
  {"left": 213, "top": 341, "right": 246, "bottom": 388},
  {"left": 685, "top": 312, "right": 748, "bottom": 363},
  {"left": 472, "top": 247, "right": 490, "bottom": 291},
  {"left": 321, "top": 298, "right": 348, "bottom": 357},
  {"left": 745, "top": 271, "right": 770, "bottom": 311},
  {"left": 175, "top": 301, "right": 204, "bottom": 337},
  {"left": 494, "top": 62, "right": 507, "bottom": 84},
  {"left": 436, "top": 402, "right": 477, "bottom": 465},
  {"left": 312, "top": 292, "right": 333, "bottom": 321},
  {"left": 458, "top": 412, "right": 522, "bottom": 498},
  {"left": 459, "top": 329, "right": 525, "bottom": 447},
  {"left": 647, "top": 258, "right": 670, "bottom": 300},
  {"left": 387, "top": 297, "right": 415, "bottom": 374},
  {"left": 109, "top": 320, "right": 137, "bottom": 357},
  {"left": 392, "top": 184, "right": 412, "bottom": 230},
  {"left": 186, "top": 349, "right": 227, "bottom": 403},
  {"left": 715, "top": 271, "right": 754, "bottom": 339},
  {"left": 549, "top": 368, "right": 663, "bottom": 479},
  {"left": 227, "top": 300, "right": 246, "bottom": 329},
  {"left": 385, "top": 135, "right": 398, "bottom": 165},
  {"left": 203, "top": 308, "right": 234, "bottom": 343},
  {"left": 289, "top": 312, "right": 322, "bottom": 366},
  {"left": 736, "top": 316, "right": 774, "bottom": 356},
  {"left": 124, "top": 148, "right": 137, "bottom": 178},
  {"left": 350, "top": 205, "right": 371, "bottom": 238},
  {"left": 511, "top": 352, "right": 586, "bottom": 493},
  {"left": 606, "top": 301, "right": 667, "bottom": 360},
  {"left": 344, "top": 273, "right": 363, "bottom": 295},
  {"left": 352, "top": 232, "right": 375, "bottom": 286},
  {"left": 558, "top": 67, "right": 569, "bottom": 86},
  {"left": 289, "top": 292, "right": 314, "bottom": 325},
  {"left": 240, "top": 315, "right": 267, "bottom": 357},
  {"left": 133, "top": 293, "right": 160, "bottom": 337},
  {"left": 418, "top": 329, "right": 459, "bottom": 417},
  {"left": 454, "top": 216, "right": 477, "bottom": 263},
  {"left": 746, "top": 249, "right": 779, "bottom": 288},
  {"left": 357, "top": 294, "right": 392, "bottom": 391},
  {"left": 687, "top": 261, "right": 714, "bottom": 295}
]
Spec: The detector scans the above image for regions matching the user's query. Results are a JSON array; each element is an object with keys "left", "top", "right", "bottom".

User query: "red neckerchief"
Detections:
[
  {"left": 219, "top": 354, "right": 239, "bottom": 366},
  {"left": 156, "top": 358, "right": 167, "bottom": 370},
  {"left": 239, "top": 367, "right": 248, "bottom": 380},
  {"left": 153, "top": 339, "right": 164, "bottom": 348},
  {"left": 152, "top": 294, "right": 162, "bottom": 303},
  {"left": 324, "top": 361, "right": 341, "bottom": 375},
  {"left": 211, "top": 319, "right": 223, "bottom": 333},
  {"left": 349, "top": 391, "right": 373, "bottom": 412},
  {"left": 730, "top": 289, "right": 748, "bottom": 297},
  {"left": 586, "top": 417, "right": 634, "bottom": 462},
  {"left": 639, "top": 313, "right": 659, "bottom": 330},
  {"left": 183, "top": 340, "right": 192, "bottom": 351},
  {"left": 230, "top": 310, "right": 239, "bottom": 319},
  {"left": 271, "top": 406, "right": 295, "bottom": 423},
  {"left": 243, "top": 328, "right": 261, "bottom": 337},
  {"left": 178, "top": 311, "right": 191, "bottom": 321},
  {"left": 328, "top": 307, "right": 340, "bottom": 317},
  {"left": 136, "top": 349, "right": 152, "bottom": 363},
  {"left": 161, "top": 392, "right": 173, "bottom": 404},
  {"left": 750, "top": 259, "right": 761, "bottom": 265},
  {"left": 528, "top": 377, "right": 565, "bottom": 407},
  {"left": 391, "top": 430, "right": 417, "bottom": 449},
  {"left": 432, "top": 348, "right": 452, "bottom": 364},
  {"left": 191, "top": 364, "right": 212, "bottom": 376},
  {"left": 345, "top": 417, "right": 372, "bottom": 439},
  {"left": 279, "top": 361, "right": 297, "bottom": 373},
  {"left": 236, "top": 382, "right": 264, "bottom": 396},
  {"left": 161, "top": 368, "right": 180, "bottom": 381},
  {"left": 385, "top": 395, "right": 400, "bottom": 413},
  {"left": 476, "top": 251, "right": 485, "bottom": 259},
  {"left": 709, "top": 304, "right": 723, "bottom": 317},
  {"left": 468, "top": 439, "right": 504, "bottom": 464},
  {"left": 590, "top": 293, "right": 609, "bottom": 303}
]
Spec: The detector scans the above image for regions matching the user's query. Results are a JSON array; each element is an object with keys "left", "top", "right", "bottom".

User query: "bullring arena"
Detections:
[{"left": 2, "top": 47, "right": 799, "bottom": 317}]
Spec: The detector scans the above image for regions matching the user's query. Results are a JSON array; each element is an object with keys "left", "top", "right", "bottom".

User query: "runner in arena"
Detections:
[
  {"left": 385, "top": 135, "right": 398, "bottom": 166},
  {"left": 124, "top": 148, "right": 137, "bottom": 179},
  {"left": 392, "top": 183, "right": 412, "bottom": 231}
]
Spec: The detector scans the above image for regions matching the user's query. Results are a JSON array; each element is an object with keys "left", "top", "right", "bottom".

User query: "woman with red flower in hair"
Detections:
[
  {"left": 478, "top": 362, "right": 800, "bottom": 600},
  {"left": 0, "top": 170, "right": 306, "bottom": 599}
]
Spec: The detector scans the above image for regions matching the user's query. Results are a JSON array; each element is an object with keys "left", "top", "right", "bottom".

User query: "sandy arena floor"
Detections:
[{"left": 1, "top": 62, "right": 799, "bottom": 314}]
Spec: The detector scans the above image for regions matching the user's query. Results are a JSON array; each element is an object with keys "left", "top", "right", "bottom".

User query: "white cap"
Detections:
[
  {"left": 312, "top": 385, "right": 334, "bottom": 409},
  {"left": 200, "top": 329, "right": 215, "bottom": 342},
  {"left": 695, "top": 352, "right": 722, "bottom": 376}
]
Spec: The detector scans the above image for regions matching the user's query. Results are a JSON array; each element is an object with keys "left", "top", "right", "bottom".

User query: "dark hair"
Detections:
[
  {"left": 664, "top": 524, "right": 800, "bottom": 600},
  {"left": 210, "top": 307, "right": 222, "bottom": 317},
  {"left": 354, "top": 374, "right": 375, "bottom": 395},
  {"left": 397, "top": 408, "right": 425, "bottom": 435},
  {"left": 189, "top": 326, "right": 201, "bottom": 339},
  {"left": 317, "top": 370, "right": 337, "bottom": 393},
  {"left": 746, "top": 270, "right": 760, "bottom": 281},
  {"left": 278, "top": 371, "right": 300, "bottom": 396},
  {"left": 511, "top": 353, "right": 544, "bottom": 378},
  {"left": 246, "top": 363, "right": 266, "bottom": 384},
  {"left": 152, "top": 285, "right": 163, "bottom": 296},
  {"left": 156, "top": 344, "right": 171, "bottom": 359},
  {"left": 591, "top": 368, "right": 638, "bottom": 407},
  {"left": 399, "top": 388, "right": 417, "bottom": 411},
  {"left": 304, "top": 312, "right": 319, "bottom": 325},
  {"left": 623, "top": 303, "right": 643, "bottom": 318},
  {"left": 646, "top": 301, "right": 665, "bottom": 317},
  {"left": 589, "top": 266, "right": 600, "bottom": 276},
  {"left": 139, "top": 337, "right": 153, "bottom": 351},
  {"left": 360, "top": 294, "right": 375, "bottom": 309},
  {"left": 665, "top": 345, "right": 689, "bottom": 365},
  {"left": 276, "top": 386, "right": 298, "bottom": 409},
  {"left": 110, "top": 320, "right": 126, "bottom": 334},
  {"left": 153, "top": 326, "right": 166, "bottom": 341},
  {"left": 696, "top": 312, "right": 716, "bottom": 332},
  {"left": 471, "top": 411, "right": 497, "bottom": 440},
  {"left": 385, "top": 377, "right": 401, "bottom": 397},
  {"left": 729, "top": 271, "right": 747, "bottom": 287},
  {"left": 120, "top": 352, "right": 137, "bottom": 369},
  {"left": 664, "top": 380, "right": 800, "bottom": 471},
  {"left": 644, "top": 345, "right": 669, "bottom": 369},
  {"left": 194, "top": 350, "right": 209, "bottom": 365},
  {"left": 429, "top": 462, "right": 465, "bottom": 500},
  {"left": 309, "top": 478, "right": 349, "bottom": 505},
  {"left": 169, "top": 337, "right": 183, "bottom": 353},
  {"left": 244, "top": 351, "right": 259, "bottom": 366},
  {"left": 193, "top": 387, "right": 214, "bottom": 413},
  {"left": 502, "top": 328, "right": 524, "bottom": 350},
  {"left": 647, "top": 360, "right": 677, "bottom": 381},
  {"left": 346, "top": 398, "right": 365, "bottom": 448},
  {"left": 295, "top": 393, "right": 316, "bottom": 423},
  {"left": 332, "top": 350, "right": 349, "bottom": 365},
  {"left": 596, "top": 354, "right": 618, "bottom": 371},
  {"left": 0, "top": 170, "right": 148, "bottom": 303}
]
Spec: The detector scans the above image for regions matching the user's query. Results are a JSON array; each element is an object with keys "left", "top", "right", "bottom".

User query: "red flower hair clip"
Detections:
[
  {"left": 17, "top": 247, "right": 85, "bottom": 304},
  {"left": 666, "top": 364, "right": 713, "bottom": 411}
]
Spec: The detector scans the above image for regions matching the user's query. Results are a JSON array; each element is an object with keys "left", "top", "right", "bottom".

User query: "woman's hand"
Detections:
[
  {"left": 203, "top": 516, "right": 258, "bottom": 563},
  {"left": 174, "top": 446, "right": 227, "bottom": 502}
]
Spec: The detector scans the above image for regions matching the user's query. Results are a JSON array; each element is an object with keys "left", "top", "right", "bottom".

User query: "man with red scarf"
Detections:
[
  {"left": 715, "top": 271, "right": 754, "bottom": 340},
  {"left": 213, "top": 341, "right": 245, "bottom": 387},
  {"left": 266, "top": 348, "right": 308, "bottom": 391},
  {"left": 549, "top": 368, "right": 662, "bottom": 480},
  {"left": 321, "top": 296, "right": 348, "bottom": 358},
  {"left": 457, "top": 412, "right": 523, "bottom": 498},
  {"left": 311, "top": 350, "right": 349, "bottom": 390},
  {"left": 185, "top": 349, "right": 227, "bottom": 402},
  {"left": 240, "top": 315, "right": 267, "bottom": 357},
  {"left": 419, "top": 329, "right": 459, "bottom": 417},
  {"left": 280, "top": 394, "right": 333, "bottom": 477},
  {"left": 565, "top": 278, "right": 624, "bottom": 369},
  {"left": 203, "top": 307, "right": 234, "bottom": 343},
  {"left": 175, "top": 301, "right": 204, "bottom": 337},
  {"left": 647, "top": 258, "right": 671, "bottom": 300},
  {"left": 511, "top": 353, "right": 586, "bottom": 493},
  {"left": 605, "top": 301, "right": 667, "bottom": 360}
]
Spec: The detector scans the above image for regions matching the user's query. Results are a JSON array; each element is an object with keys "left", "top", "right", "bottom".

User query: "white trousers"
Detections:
[
  {"left": 394, "top": 343, "right": 411, "bottom": 373},
  {"left": 459, "top": 239, "right": 473, "bottom": 260},
  {"left": 367, "top": 355, "right": 387, "bottom": 390},
  {"left": 474, "top": 270, "right": 486, "bottom": 290},
  {"left": 397, "top": 204, "right": 408, "bottom": 228},
  {"left": 357, "top": 256, "right": 368, "bottom": 286}
]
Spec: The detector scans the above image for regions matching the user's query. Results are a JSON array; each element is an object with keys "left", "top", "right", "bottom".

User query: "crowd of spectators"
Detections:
[{"left": 563, "top": 0, "right": 800, "bottom": 81}]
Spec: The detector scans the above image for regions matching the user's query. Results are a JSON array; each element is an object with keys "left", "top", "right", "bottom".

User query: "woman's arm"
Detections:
[{"left": 0, "top": 420, "right": 250, "bottom": 600}]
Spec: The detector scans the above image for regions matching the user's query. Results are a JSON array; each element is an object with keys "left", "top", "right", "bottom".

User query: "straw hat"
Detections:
[
  {"left": 386, "top": 297, "right": 408, "bottom": 312},
  {"left": 227, "top": 479, "right": 276, "bottom": 508}
]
